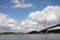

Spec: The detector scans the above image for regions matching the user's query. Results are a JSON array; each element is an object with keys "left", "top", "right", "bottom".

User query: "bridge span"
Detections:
[{"left": 39, "top": 24, "right": 60, "bottom": 33}]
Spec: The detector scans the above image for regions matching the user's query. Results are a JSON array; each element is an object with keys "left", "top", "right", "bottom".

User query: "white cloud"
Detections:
[
  {"left": 0, "top": 13, "right": 22, "bottom": 32},
  {"left": 20, "top": 19, "right": 38, "bottom": 32},
  {"left": 20, "top": 6, "right": 60, "bottom": 32},
  {"left": 0, "top": 6, "right": 60, "bottom": 32},
  {"left": 11, "top": 0, "right": 34, "bottom": 8},
  {"left": 29, "top": 6, "right": 59, "bottom": 24},
  {"left": 0, "top": 13, "right": 8, "bottom": 27},
  {"left": 29, "top": 9, "right": 57, "bottom": 22}
]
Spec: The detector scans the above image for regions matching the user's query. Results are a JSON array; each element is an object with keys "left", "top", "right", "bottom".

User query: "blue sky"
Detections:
[
  {"left": 0, "top": 0, "right": 60, "bottom": 32},
  {"left": 0, "top": 0, "right": 60, "bottom": 21}
]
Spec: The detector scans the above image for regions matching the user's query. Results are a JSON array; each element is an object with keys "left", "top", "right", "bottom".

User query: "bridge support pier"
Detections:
[{"left": 45, "top": 29, "right": 48, "bottom": 34}]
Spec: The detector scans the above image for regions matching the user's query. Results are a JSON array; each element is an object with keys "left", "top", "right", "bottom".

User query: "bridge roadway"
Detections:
[{"left": 39, "top": 24, "right": 60, "bottom": 33}]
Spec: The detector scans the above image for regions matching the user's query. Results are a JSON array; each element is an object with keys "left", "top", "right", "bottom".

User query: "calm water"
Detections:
[{"left": 0, "top": 34, "right": 60, "bottom": 40}]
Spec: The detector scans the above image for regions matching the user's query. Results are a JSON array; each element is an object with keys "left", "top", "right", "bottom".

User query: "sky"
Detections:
[{"left": 0, "top": 0, "right": 60, "bottom": 33}]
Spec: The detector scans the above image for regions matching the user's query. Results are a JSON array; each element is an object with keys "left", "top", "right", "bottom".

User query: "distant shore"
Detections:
[
  {"left": 27, "top": 29, "right": 60, "bottom": 34},
  {"left": 0, "top": 29, "right": 60, "bottom": 35},
  {"left": 0, "top": 32, "right": 26, "bottom": 35}
]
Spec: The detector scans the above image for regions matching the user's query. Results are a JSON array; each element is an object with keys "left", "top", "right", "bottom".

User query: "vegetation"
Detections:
[
  {"left": 0, "top": 32, "right": 26, "bottom": 35},
  {"left": 0, "top": 32, "right": 16, "bottom": 34},
  {"left": 28, "top": 29, "right": 60, "bottom": 34},
  {"left": 48, "top": 29, "right": 60, "bottom": 34}
]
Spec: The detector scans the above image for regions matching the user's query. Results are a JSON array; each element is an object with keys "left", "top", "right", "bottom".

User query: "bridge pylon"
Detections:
[{"left": 44, "top": 16, "right": 48, "bottom": 34}]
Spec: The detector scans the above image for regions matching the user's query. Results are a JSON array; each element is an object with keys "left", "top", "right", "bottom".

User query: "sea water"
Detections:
[{"left": 0, "top": 34, "right": 60, "bottom": 40}]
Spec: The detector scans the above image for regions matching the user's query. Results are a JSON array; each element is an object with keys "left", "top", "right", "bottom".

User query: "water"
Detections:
[{"left": 0, "top": 34, "right": 60, "bottom": 40}]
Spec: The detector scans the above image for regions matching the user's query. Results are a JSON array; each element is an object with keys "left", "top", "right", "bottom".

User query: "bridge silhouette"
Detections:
[
  {"left": 28, "top": 24, "right": 60, "bottom": 34},
  {"left": 39, "top": 24, "right": 60, "bottom": 33}
]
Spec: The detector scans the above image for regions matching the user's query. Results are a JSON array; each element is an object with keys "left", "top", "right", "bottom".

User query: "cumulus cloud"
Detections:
[
  {"left": 29, "top": 8, "right": 57, "bottom": 22},
  {"left": 0, "top": 13, "right": 22, "bottom": 32},
  {"left": 11, "top": 0, "right": 34, "bottom": 8},
  {"left": 0, "top": 6, "right": 60, "bottom": 32},
  {"left": 20, "top": 6, "right": 60, "bottom": 32}
]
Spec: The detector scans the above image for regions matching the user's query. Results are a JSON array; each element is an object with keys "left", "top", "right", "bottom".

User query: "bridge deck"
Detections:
[{"left": 39, "top": 24, "right": 60, "bottom": 32}]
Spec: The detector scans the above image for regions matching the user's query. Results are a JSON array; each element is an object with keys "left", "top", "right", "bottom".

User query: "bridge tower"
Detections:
[{"left": 44, "top": 16, "right": 48, "bottom": 34}]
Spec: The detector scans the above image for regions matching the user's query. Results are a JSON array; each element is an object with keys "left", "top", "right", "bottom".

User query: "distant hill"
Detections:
[
  {"left": 28, "top": 31, "right": 38, "bottom": 34},
  {"left": 28, "top": 29, "right": 60, "bottom": 34},
  {"left": 48, "top": 29, "right": 60, "bottom": 33},
  {"left": 0, "top": 32, "right": 16, "bottom": 34},
  {"left": 0, "top": 32, "right": 25, "bottom": 35}
]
